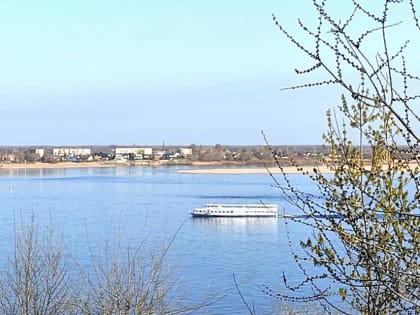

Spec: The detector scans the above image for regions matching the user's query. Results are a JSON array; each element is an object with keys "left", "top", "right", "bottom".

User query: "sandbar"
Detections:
[{"left": 176, "top": 162, "right": 418, "bottom": 174}]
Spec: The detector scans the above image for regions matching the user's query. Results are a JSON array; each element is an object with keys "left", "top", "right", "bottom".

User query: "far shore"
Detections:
[
  {"left": 0, "top": 161, "right": 416, "bottom": 175},
  {"left": 0, "top": 161, "right": 114, "bottom": 170},
  {"left": 0, "top": 161, "right": 330, "bottom": 174},
  {"left": 0, "top": 161, "right": 252, "bottom": 170}
]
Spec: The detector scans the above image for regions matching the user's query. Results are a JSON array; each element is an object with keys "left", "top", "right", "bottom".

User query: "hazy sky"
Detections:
[{"left": 0, "top": 1, "right": 418, "bottom": 145}]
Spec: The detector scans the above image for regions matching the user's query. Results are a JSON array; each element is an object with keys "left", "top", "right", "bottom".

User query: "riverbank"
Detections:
[
  {"left": 0, "top": 161, "right": 246, "bottom": 169},
  {"left": 0, "top": 161, "right": 416, "bottom": 175},
  {"left": 0, "top": 161, "right": 329, "bottom": 174},
  {"left": 0, "top": 162, "right": 112, "bottom": 169},
  {"left": 0, "top": 161, "right": 249, "bottom": 170}
]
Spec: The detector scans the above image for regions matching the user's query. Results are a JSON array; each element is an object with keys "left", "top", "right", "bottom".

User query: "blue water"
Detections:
[{"left": 0, "top": 166, "right": 321, "bottom": 314}]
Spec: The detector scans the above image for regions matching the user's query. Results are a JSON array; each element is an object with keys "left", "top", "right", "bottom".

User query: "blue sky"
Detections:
[{"left": 0, "top": 1, "right": 418, "bottom": 145}]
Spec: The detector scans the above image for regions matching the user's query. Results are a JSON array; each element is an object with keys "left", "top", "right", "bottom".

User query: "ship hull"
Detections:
[{"left": 191, "top": 203, "right": 278, "bottom": 218}]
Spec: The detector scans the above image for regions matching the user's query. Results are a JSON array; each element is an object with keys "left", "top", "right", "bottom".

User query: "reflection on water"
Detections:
[
  {"left": 191, "top": 216, "right": 278, "bottom": 230},
  {"left": 0, "top": 166, "right": 91, "bottom": 178}
]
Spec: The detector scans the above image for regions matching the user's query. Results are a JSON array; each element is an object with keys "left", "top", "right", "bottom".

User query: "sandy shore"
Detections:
[
  {"left": 176, "top": 163, "right": 418, "bottom": 174},
  {"left": 0, "top": 161, "right": 228, "bottom": 170},
  {"left": 1, "top": 161, "right": 416, "bottom": 175},
  {"left": 0, "top": 161, "right": 327, "bottom": 174}
]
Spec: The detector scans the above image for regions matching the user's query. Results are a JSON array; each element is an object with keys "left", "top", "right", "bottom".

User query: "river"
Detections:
[{"left": 0, "top": 166, "right": 332, "bottom": 314}]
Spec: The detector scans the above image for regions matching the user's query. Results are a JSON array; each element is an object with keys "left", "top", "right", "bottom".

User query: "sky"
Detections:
[{"left": 0, "top": 1, "right": 418, "bottom": 146}]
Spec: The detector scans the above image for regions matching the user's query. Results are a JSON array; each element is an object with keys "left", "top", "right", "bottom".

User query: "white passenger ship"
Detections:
[{"left": 191, "top": 203, "right": 278, "bottom": 218}]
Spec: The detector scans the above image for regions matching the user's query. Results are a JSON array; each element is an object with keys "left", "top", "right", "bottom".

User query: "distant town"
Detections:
[
  {"left": 0, "top": 144, "right": 333, "bottom": 166},
  {"left": 0, "top": 144, "right": 415, "bottom": 167}
]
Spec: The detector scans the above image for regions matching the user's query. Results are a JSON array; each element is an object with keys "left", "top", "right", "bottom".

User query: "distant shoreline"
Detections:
[
  {"left": 0, "top": 161, "right": 329, "bottom": 174},
  {"left": 0, "top": 161, "right": 290, "bottom": 170},
  {"left": 0, "top": 161, "right": 257, "bottom": 169},
  {"left": 0, "top": 162, "right": 113, "bottom": 169},
  {"left": 0, "top": 161, "right": 416, "bottom": 175}
]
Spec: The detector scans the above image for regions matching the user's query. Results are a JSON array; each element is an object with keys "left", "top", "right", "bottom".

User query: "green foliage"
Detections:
[
  {"left": 302, "top": 98, "right": 419, "bottom": 314},
  {"left": 268, "top": 1, "right": 419, "bottom": 314}
]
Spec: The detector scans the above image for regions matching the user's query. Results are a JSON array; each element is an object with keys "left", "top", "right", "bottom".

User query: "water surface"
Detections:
[{"left": 0, "top": 166, "right": 318, "bottom": 314}]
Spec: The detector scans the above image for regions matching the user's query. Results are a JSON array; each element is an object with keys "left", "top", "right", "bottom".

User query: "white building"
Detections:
[
  {"left": 179, "top": 147, "right": 193, "bottom": 158},
  {"left": 115, "top": 147, "right": 153, "bottom": 160},
  {"left": 53, "top": 148, "right": 91, "bottom": 157},
  {"left": 115, "top": 147, "right": 152, "bottom": 155},
  {"left": 35, "top": 149, "right": 45, "bottom": 158}
]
